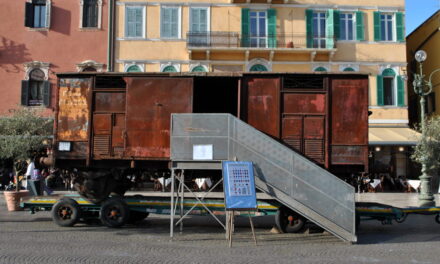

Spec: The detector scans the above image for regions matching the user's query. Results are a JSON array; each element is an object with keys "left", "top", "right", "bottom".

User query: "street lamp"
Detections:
[{"left": 413, "top": 50, "right": 440, "bottom": 207}]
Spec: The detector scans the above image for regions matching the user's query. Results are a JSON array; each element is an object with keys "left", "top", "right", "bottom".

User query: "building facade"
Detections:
[
  {"left": 407, "top": 10, "right": 440, "bottom": 125},
  {"left": 114, "top": 0, "right": 415, "bottom": 179},
  {"left": 0, "top": 0, "right": 109, "bottom": 114}
]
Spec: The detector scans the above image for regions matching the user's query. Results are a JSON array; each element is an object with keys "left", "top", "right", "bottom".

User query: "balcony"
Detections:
[{"left": 186, "top": 32, "right": 336, "bottom": 50}]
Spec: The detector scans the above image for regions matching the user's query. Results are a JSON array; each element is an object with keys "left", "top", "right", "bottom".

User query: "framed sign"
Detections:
[
  {"left": 193, "top": 144, "right": 213, "bottom": 160},
  {"left": 222, "top": 161, "right": 257, "bottom": 210}
]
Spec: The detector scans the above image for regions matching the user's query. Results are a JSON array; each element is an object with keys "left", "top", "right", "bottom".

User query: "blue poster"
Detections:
[{"left": 223, "top": 161, "right": 257, "bottom": 210}]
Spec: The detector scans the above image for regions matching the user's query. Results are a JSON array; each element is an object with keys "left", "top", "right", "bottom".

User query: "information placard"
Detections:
[{"left": 222, "top": 161, "right": 257, "bottom": 210}]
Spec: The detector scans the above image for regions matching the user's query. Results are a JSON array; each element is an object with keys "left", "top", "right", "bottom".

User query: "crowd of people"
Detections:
[{"left": 346, "top": 172, "right": 420, "bottom": 193}]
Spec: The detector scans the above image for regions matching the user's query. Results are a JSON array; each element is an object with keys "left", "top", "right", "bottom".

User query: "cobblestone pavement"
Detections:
[{"left": 1, "top": 195, "right": 440, "bottom": 264}]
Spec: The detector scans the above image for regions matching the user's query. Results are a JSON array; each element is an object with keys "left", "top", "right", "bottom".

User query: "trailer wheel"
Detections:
[
  {"left": 51, "top": 198, "right": 80, "bottom": 227},
  {"left": 99, "top": 197, "right": 130, "bottom": 228},
  {"left": 275, "top": 208, "right": 306, "bottom": 233},
  {"left": 435, "top": 214, "right": 440, "bottom": 224}
]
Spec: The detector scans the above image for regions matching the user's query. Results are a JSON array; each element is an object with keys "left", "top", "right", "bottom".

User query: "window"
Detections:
[
  {"left": 381, "top": 14, "right": 393, "bottom": 41},
  {"left": 312, "top": 12, "right": 326, "bottom": 48},
  {"left": 249, "top": 11, "right": 267, "bottom": 48},
  {"left": 314, "top": 66, "right": 327, "bottom": 72},
  {"left": 189, "top": 8, "right": 209, "bottom": 46},
  {"left": 374, "top": 12, "right": 405, "bottom": 42},
  {"left": 162, "top": 65, "right": 177, "bottom": 72},
  {"left": 340, "top": 13, "right": 355, "bottom": 41},
  {"left": 21, "top": 68, "right": 50, "bottom": 107},
  {"left": 377, "top": 68, "right": 405, "bottom": 106},
  {"left": 191, "top": 65, "right": 207, "bottom": 72},
  {"left": 25, "top": 0, "right": 51, "bottom": 29},
  {"left": 190, "top": 8, "right": 208, "bottom": 33},
  {"left": 125, "top": 6, "right": 144, "bottom": 38},
  {"left": 343, "top": 67, "right": 355, "bottom": 72},
  {"left": 126, "top": 65, "right": 142, "bottom": 72},
  {"left": 241, "top": 8, "right": 276, "bottom": 48},
  {"left": 249, "top": 64, "right": 267, "bottom": 71},
  {"left": 82, "top": 0, "right": 98, "bottom": 28},
  {"left": 161, "top": 6, "right": 180, "bottom": 39}
]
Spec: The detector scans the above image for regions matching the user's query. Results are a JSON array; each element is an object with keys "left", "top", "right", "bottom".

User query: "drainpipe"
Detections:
[{"left": 107, "top": 0, "right": 115, "bottom": 72}]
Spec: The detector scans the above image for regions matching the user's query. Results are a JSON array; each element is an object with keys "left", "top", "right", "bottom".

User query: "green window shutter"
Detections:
[
  {"left": 241, "top": 8, "right": 250, "bottom": 47},
  {"left": 326, "top": 10, "right": 335, "bottom": 49},
  {"left": 397, "top": 75, "right": 405, "bottom": 106},
  {"left": 125, "top": 7, "right": 136, "bottom": 37},
  {"left": 377, "top": 75, "right": 384, "bottom": 106},
  {"left": 43, "top": 81, "right": 51, "bottom": 107},
  {"left": 306, "top": 9, "right": 313, "bottom": 48},
  {"left": 356, "top": 11, "right": 364, "bottom": 41},
  {"left": 396, "top": 12, "right": 405, "bottom": 42},
  {"left": 135, "top": 7, "right": 143, "bottom": 37},
  {"left": 374, "top": 11, "right": 381, "bottom": 41},
  {"left": 334, "top": 10, "right": 340, "bottom": 40},
  {"left": 21, "top": 80, "right": 29, "bottom": 106},
  {"left": 268, "top": 9, "right": 277, "bottom": 48}
]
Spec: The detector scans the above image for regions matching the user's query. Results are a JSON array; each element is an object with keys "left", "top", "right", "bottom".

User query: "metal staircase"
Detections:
[{"left": 170, "top": 113, "right": 356, "bottom": 242}]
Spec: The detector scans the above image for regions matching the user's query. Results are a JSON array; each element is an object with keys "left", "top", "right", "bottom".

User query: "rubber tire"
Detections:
[
  {"left": 99, "top": 197, "right": 130, "bottom": 228},
  {"left": 275, "top": 208, "right": 306, "bottom": 233},
  {"left": 51, "top": 198, "right": 80, "bottom": 227},
  {"left": 128, "top": 211, "right": 150, "bottom": 224}
]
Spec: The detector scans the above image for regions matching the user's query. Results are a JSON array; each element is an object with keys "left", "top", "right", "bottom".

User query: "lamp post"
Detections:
[{"left": 413, "top": 50, "right": 440, "bottom": 207}]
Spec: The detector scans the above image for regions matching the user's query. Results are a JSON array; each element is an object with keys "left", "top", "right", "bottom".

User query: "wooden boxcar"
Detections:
[{"left": 54, "top": 72, "right": 368, "bottom": 200}]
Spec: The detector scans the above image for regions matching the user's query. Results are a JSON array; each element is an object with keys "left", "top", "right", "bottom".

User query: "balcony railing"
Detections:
[{"left": 187, "top": 32, "right": 336, "bottom": 49}]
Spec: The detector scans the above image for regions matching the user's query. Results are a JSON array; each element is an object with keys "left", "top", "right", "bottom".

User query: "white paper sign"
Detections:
[{"left": 193, "top": 144, "right": 213, "bottom": 160}]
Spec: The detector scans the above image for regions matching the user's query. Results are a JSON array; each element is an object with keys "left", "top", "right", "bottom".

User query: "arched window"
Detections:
[
  {"left": 249, "top": 64, "right": 268, "bottom": 72},
  {"left": 162, "top": 65, "right": 177, "bottom": 72},
  {"left": 22, "top": 68, "right": 50, "bottom": 107},
  {"left": 343, "top": 67, "right": 355, "bottom": 72},
  {"left": 126, "top": 65, "right": 142, "bottom": 72},
  {"left": 82, "top": 67, "right": 97, "bottom": 72},
  {"left": 314, "top": 66, "right": 327, "bottom": 72},
  {"left": 377, "top": 68, "right": 404, "bottom": 106},
  {"left": 191, "top": 65, "right": 206, "bottom": 72}
]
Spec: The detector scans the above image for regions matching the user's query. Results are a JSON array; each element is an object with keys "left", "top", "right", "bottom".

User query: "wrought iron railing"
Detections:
[{"left": 187, "top": 32, "right": 336, "bottom": 49}]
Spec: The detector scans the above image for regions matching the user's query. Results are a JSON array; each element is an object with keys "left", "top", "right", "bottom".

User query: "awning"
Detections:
[{"left": 369, "top": 127, "right": 421, "bottom": 146}]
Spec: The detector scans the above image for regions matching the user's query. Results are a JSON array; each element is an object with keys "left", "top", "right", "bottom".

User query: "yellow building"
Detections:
[
  {"left": 114, "top": 0, "right": 416, "bottom": 179},
  {"left": 407, "top": 10, "right": 440, "bottom": 125}
]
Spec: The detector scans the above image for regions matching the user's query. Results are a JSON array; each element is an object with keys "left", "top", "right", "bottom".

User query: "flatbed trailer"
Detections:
[
  {"left": 355, "top": 202, "right": 440, "bottom": 226},
  {"left": 21, "top": 195, "right": 440, "bottom": 234},
  {"left": 21, "top": 193, "right": 287, "bottom": 229}
]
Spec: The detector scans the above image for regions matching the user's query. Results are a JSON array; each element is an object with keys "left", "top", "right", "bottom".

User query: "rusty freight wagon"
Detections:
[{"left": 54, "top": 72, "right": 368, "bottom": 202}]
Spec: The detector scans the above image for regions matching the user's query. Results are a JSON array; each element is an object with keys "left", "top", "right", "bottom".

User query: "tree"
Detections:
[
  {"left": 0, "top": 107, "right": 52, "bottom": 191},
  {"left": 411, "top": 115, "right": 440, "bottom": 176}
]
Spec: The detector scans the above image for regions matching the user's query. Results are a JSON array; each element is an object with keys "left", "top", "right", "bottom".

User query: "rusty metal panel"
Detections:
[
  {"left": 245, "top": 77, "right": 280, "bottom": 138},
  {"left": 93, "top": 114, "right": 111, "bottom": 135},
  {"left": 331, "top": 79, "right": 368, "bottom": 145},
  {"left": 57, "top": 78, "right": 91, "bottom": 141},
  {"left": 331, "top": 146, "right": 367, "bottom": 164},
  {"left": 94, "top": 92, "right": 125, "bottom": 112},
  {"left": 282, "top": 116, "right": 302, "bottom": 152},
  {"left": 125, "top": 77, "right": 193, "bottom": 158},
  {"left": 112, "top": 114, "right": 125, "bottom": 148},
  {"left": 304, "top": 116, "right": 325, "bottom": 139},
  {"left": 330, "top": 78, "right": 369, "bottom": 166},
  {"left": 283, "top": 93, "right": 326, "bottom": 114}
]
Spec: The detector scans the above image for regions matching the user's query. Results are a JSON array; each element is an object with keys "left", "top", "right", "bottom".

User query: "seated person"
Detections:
[{"left": 194, "top": 178, "right": 213, "bottom": 191}]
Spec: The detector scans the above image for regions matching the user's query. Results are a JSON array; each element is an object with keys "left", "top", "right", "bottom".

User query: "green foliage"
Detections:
[
  {"left": 0, "top": 107, "right": 52, "bottom": 162},
  {"left": 411, "top": 115, "right": 440, "bottom": 173}
]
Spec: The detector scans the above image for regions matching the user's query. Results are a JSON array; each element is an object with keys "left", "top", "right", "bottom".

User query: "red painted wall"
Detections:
[{"left": 0, "top": 0, "right": 108, "bottom": 115}]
